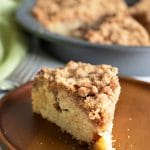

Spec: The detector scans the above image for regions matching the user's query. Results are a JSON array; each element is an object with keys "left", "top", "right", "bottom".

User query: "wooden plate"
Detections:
[{"left": 0, "top": 78, "right": 150, "bottom": 150}]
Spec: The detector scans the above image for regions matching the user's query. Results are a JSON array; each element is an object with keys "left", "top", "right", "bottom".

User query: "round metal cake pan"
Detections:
[{"left": 16, "top": 0, "right": 150, "bottom": 76}]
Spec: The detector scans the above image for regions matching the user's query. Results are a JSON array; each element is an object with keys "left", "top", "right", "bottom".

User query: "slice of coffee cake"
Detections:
[{"left": 32, "top": 61, "right": 121, "bottom": 149}]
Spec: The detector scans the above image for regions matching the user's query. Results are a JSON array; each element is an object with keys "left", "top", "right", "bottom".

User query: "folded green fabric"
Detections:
[{"left": 0, "top": 0, "right": 27, "bottom": 81}]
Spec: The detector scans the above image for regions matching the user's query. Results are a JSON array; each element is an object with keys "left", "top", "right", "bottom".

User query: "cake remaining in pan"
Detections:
[
  {"left": 32, "top": 61, "right": 121, "bottom": 149},
  {"left": 16, "top": 0, "right": 150, "bottom": 76}
]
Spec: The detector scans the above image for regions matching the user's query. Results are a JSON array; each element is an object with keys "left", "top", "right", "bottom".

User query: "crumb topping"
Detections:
[
  {"left": 84, "top": 13, "right": 150, "bottom": 46},
  {"left": 32, "top": 0, "right": 127, "bottom": 33},
  {"left": 34, "top": 61, "right": 120, "bottom": 124}
]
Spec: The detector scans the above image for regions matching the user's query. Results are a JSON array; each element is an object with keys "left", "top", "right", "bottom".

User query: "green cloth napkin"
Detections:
[{"left": 0, "top": 0, "right": 27, "bottom": 81}]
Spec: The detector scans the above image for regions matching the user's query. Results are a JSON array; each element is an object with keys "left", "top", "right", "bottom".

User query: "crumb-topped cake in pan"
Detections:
[
  {"left": 32, "top": 0, "right": 150, "bottom": 46},
  {"left": 32, "top": 61, "right": 121, "bottom": 150}
]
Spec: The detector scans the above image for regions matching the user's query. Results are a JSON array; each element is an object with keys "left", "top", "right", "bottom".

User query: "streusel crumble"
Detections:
[{"left": 33, "top": 0, "right": 127, "bottom": 35}]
